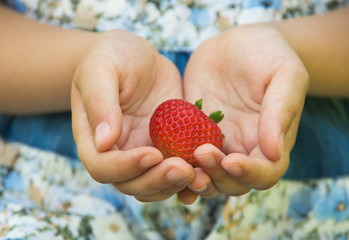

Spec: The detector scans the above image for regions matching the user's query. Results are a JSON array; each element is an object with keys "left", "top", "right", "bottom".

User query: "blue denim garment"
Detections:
[
  {"left": 285, "top": 97, "right": 349, "bottom": 179},
  {"left": 1, "top": 51, "right": 348, "bottom": 179},
  {"left": 0, "top": 112, "right": 79, "bottom": 159}
]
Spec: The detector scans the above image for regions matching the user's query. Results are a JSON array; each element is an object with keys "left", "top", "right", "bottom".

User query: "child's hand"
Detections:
[
  {"left": 71, "top": 30, "right": 194, "bottom": 202},
  {"left": 179, "top": 25, "right": 309, "bottom": 203}
]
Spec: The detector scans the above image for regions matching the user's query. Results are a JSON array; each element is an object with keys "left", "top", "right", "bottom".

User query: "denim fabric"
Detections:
[
  {"left": 0, "top": 112, "right": 78, "bottom": 159},
  {"left": 285, "top": 97, "right": 349, "bottom": 179},
  {"left": 160, "top": 51, "right": 191, "bottom": 77},
  {"left": 0, "top": 52, "right": 348, "bottom": 179}
]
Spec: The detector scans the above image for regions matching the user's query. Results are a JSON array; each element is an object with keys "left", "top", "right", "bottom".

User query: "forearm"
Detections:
[
  {"left": 0, "top": 5, "right": 99, "bottom": 114},
  {"left": 266, "top": 8, "right": 349, "bottom": 97}
]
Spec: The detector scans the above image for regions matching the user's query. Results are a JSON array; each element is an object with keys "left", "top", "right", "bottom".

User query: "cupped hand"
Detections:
[
  {"left": 71, "top": 29, "right": 194, "bottom": 202},
  {"left": 179, "top": 25, "right": 309, "bottom": 203}
]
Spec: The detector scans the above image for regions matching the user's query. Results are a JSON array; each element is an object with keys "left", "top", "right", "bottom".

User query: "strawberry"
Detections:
[{"left": 149, "top": 99, "right": 224, "bottom": 167}]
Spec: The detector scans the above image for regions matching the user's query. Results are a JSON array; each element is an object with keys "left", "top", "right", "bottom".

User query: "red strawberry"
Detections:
[{"left": 149, "top": 99, "right": 224, "bottom": 167}]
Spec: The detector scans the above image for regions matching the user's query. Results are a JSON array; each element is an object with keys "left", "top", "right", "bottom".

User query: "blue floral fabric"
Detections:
[
  {"left": 1, "top": 0, "right": 349, "bottom": 239},
  {"left": 2, "top": 141, "right": 349, "bottom": 239},
  {"left": 208, "top": 177, "right": 349, "bottom": 239},
  {"left": 0, "top": 141, "right": 226, "bottom": 239},
  {"left": 4, "top": 0, "right": 349, "bottom": 51}
]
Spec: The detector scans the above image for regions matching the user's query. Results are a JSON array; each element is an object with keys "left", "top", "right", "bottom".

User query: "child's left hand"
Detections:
[{"left": 178, "top": 25, "right": 309, "bottom": 203}]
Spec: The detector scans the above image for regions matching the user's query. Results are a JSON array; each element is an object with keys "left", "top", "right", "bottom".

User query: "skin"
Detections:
[
  {"left": 1, "top": 4, "right": 349, "bottom": 204},
  {"left": 0, "top": 6, "right": 96, "bottom": 113},
  {"left": 0, "top": 5, "right": 195, "bottom": 202},
  {"left": 179, "top": 25, "right": 309, "bottom": 202},
  {"left": 180, "top": 8, "right": 349, "bottom": 203},
  {"left": 70, "top": 29, "right": 196, "bottom": 202}
]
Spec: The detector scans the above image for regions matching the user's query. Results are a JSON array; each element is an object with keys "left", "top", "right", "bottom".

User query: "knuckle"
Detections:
[
  {"left": 258, "top": 173, "right": 280, "bottom": 190},
  {"left": 136, "top": 192, "right": 171, "bottom": 203},
  {"left": 89, "top": 169, "right": 108, "bottom": 184},
  {"left": 79, "top": 152, "right": 109, "bottom": 184},
  {"left": 88, "top": 166, "right": 108, "bottom": 184},
  {"left": 258, "top": 159, "right": 288, "bottom": 190},
  {"left": 113, "top": 183, "right": 135, "bottom": 196},
  {"left": 284, "top": 106, "right": 296, "bottom": 120},
  {"left": 84, "top": 96, "right": 105, "bottom": 126},
  {"left": 214, "top": 172, "right": 229, "bottom": 182},
  {"left": 200, "top": 189, "right": 220, "bottom": 199},
  {"left": 229, "top": 187, "right": 251, "bottom": 197},
  {"left": 133, "top": 196, "right": 149, "bottom": 202},
  {"left": 134, "top": 195, "right": 162, "bottom": 203}
]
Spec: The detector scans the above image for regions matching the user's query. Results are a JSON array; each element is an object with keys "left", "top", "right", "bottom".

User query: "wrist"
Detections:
[
  {"left": 34, "top": 28, "right": 101, "bottom": 113},
  {"left": 0, "top": 5, "right": 102, "bottom": 113},
  {"left": 63, "top": 29, "right": 101, "bottom": 85},
  {"left": 261, "top": 9, "right": 349, "bottom": 97}
]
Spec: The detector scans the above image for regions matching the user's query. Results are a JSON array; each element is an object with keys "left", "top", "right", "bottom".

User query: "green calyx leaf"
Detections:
[
  {"left": 195, "top": 98, "right": 203, "bottom": 110},
  {"left": 195, "top": 98, "right": 224, "bottom": 124},
  {"left": 209, "top": 111, "right": 224, "bottom": 124}
]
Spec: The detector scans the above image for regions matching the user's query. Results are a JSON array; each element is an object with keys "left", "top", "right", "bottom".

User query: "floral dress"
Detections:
[{"left": 1, "top": 0, "right": 349, "bottom": 239}]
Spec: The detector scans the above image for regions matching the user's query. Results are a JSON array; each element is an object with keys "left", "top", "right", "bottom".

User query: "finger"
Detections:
[
  {"left": 134, "top": 181, "right": 199, "bottom": 203},
  {"left": 221, "top": 147, "right": 289, "bottom": 190},
  {"left": 84, "top": 148, "right": 163, "bottom": 184},
  {"left": 259, "top": 60, "right": 309, "bottom": 161},
  {"left": 177, "top": 187, "right": 199, "bottom": 205},
  {"left": 188, "top": 167, "right": 220, "bottom": 199},
  {"left": 72, "top": 87, "right": 163, "bottom": 183},
  {"left": 113, "top": 157, "right": 194, "bottom": 196},
  {"left": 135, "top": 187, "right": 196, "bottom": 203},
  {"left": 73, "top": 54, "right": 122, "bottom": 152},
  {"left": 195, "top": 144, "right": 250, "bottom": 196}
]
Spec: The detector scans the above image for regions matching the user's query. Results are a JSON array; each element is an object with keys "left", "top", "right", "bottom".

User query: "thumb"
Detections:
[
  {"left": 259, "top": 63, "right": 309, "bottom": 161},
  {"left": 74, "top": 56, "right": 122, "bottom": 152}
]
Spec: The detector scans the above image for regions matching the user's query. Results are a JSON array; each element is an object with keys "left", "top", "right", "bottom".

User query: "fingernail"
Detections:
[
  {"left": 279, "top": 132, "right": 285, "bottom": 157},
  {"left": 167, "top": 169, "right": 189, "bottom": 185},
  {"left": 95, "top": 122, "right": 110, "bottom": 148},
  {"left": 229, "top": 163, "right": 242, "bottom": 177},
  {"left": 190, "top": 184, "right": 208, "bottom": 193}
]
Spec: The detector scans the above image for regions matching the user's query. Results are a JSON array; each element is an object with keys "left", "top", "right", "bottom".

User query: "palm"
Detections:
[
  {"left": 184, "top": 26, "right": 308, "bottom": 159},
  {"left": 185, "top": 63, "right": 263, "bottom": 156},
  {"left": 72, "top": 30, "right": 183, "bottom": 152},
  {"left": 117, "top": 55, "right": 183, "bottom": 150},
  {"left": 72, "top": 30, "right": 193, "bottom": 202},
  {"left": 176, "top": 26, "right": 309, "bottom": 203}
]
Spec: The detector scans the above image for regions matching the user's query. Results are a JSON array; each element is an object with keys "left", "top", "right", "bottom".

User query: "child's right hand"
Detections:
[{"left": 71, "top": 30, "right": 195, "bottom": 202}]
